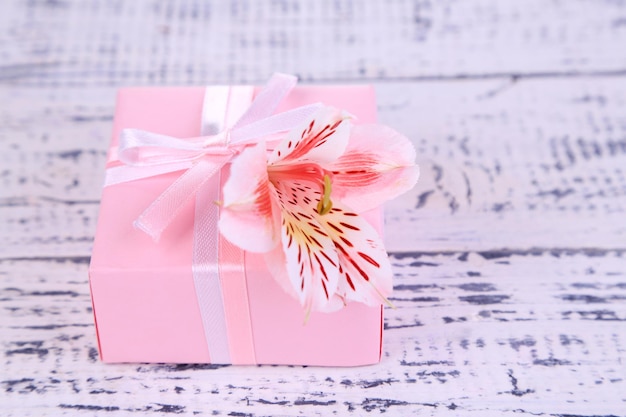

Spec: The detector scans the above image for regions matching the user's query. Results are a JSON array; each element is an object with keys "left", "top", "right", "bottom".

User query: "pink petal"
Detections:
[
  {"left": 317, "top": 203, "right": 393, "bottom": 306},
  {"left": 269, "top": 107, "right": 350, "bottom": 165},
  {"left": 330, "top": 124, "right": 419, "bottom": 212},
  {"left": 273, "top": 179, "right": 341, "bottom": 313},
  {"left": 219, "top": 142, "right": 281, "bottom": 252}
]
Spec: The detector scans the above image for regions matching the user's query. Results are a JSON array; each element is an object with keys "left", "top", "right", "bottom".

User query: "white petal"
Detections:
[
  {"left": 263, "top": 245, "right": 346, "bottom": 313},
  {"left": 330, "top": 124, "right": 419, "bottom": 212},
  {"left": 219, "top": 142, "right": 281, "bottom": 252},
  {"left": 269, "top": 107, "right": 350, "bottom": 165},
  {"left": 317, "top": 203, "right": 393, "bottom": 306},
  {"left": 273, "top": 179, "right": 341, "bottom": 313}
]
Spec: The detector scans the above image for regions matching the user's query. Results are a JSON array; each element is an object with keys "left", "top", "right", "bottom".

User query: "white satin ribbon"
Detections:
[{"left": 191, "top": 85, "right": 252, "bottom": 364}]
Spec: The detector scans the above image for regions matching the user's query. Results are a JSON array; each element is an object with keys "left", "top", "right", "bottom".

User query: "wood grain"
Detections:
[
  {"left": 1, "top": 0, "right": 626, "bottom": 86},
  {"left": 381, "top": 76, "right": 626, "bottom": 252},
  {"left": 1, "top": 0, "right": 626, "bottom": 416}
]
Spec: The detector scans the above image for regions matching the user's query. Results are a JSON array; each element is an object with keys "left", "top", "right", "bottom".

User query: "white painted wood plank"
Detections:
[
  {"left": 380, "top": 76, "right": 626, "bottom": 251},
  {"left": 0, "top": 0, "right": 625, "bottom": 86}
]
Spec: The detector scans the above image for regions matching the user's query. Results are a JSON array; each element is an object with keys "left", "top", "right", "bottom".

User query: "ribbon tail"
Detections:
[
  {"left": 134, "top": 156, "right": 231, "bottom": 241},
  {"left": 119, "top": 129, "right": 208, "bottom": 166},
  {"left": 229, "top": 103, "right": 323, "bottom": 145},
  {"left": 192, "top": 172, "right": 232, "bottom": 364}
]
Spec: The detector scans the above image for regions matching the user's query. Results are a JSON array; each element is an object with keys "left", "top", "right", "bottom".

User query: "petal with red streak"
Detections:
[
  {"left": 273, "top": 179, "right": 341, "bottom": 313},
  {"left": 317, "top": 203, "right": 393, "bottom": 306},
  {"left": 264, "top": 245, "right": 345, "bottom": 313},
  {"left": 330, "top": 124, "right": 419, "bottom": 212},
  {"left": 269, "top": 107, "right": 350, "bottom": 165}
]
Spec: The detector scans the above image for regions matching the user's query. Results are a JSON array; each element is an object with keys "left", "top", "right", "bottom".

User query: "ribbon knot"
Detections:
[
  {"left": 204, "top": 130, "right": 230, "bottom": 148},
  {"left": 104, "top": 73, "right": 322, "bottom": 241}
]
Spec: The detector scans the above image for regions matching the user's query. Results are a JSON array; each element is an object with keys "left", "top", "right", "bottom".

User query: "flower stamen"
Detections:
[{"left": 317, "top": 174, "right": 333, "bottom": 215}]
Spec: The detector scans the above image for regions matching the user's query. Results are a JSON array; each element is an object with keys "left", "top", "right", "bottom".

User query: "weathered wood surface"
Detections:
[
  {"left": 2, "top": 0, "right": 626, "bottom": 416},
  {"left": 2, "top": 0, "right": 626, "bottom": 85}
]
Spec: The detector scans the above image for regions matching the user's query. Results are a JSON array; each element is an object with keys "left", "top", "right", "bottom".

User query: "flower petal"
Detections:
[
  {"left": 273, "top": 179, "right": 341, "bottom": 313},
  {"left": 317, "top": 203, "right": 393, "bottom": 306},
  {"left": 269, "top": 107, "right": 350, "bottom": 165},
  {"left": 330, "top": 124, "right": 419, "bottom": 212},
  {"left": 264, "top": 244, "right": 345, "bottom": 313},
  {"left": 219, "top": 142, "right": 281, "bottom": 252}
]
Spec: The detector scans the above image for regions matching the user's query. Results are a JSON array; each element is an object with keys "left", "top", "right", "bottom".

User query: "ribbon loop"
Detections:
[
  {"left": 229, "top": 103, "right": 323, "bottom": 146},
  {"left": 119, "top": 129, "right": 210, "bottom": 166}
]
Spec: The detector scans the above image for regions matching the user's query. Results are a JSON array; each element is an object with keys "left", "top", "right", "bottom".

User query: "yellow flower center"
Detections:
[{"left": 268, "top": 163, "right": 334, "bottom": 216}]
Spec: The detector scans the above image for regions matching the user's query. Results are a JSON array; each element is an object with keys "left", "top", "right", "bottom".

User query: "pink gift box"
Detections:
[{"left": 89, "top": 83, "right": 385, "bottom": 366}]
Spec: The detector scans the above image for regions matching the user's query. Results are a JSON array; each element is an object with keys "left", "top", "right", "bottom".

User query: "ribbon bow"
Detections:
[{"left": 104, "top": 73, "right": 321, "bottom": 241}]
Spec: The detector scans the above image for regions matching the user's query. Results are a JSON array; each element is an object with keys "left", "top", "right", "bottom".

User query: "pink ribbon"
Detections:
[{"left": 105, "top": 73, "right": 320, "bottom": 364}]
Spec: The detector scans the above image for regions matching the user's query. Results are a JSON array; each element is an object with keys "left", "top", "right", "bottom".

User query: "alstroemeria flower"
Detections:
[{"left": 219, "top": 107, "right": 419, "bottom": 313}]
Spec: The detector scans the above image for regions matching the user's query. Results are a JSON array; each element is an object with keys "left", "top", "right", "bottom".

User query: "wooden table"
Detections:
[{"left": 2, "top": 1, "right": 625, "bottom": 415}]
